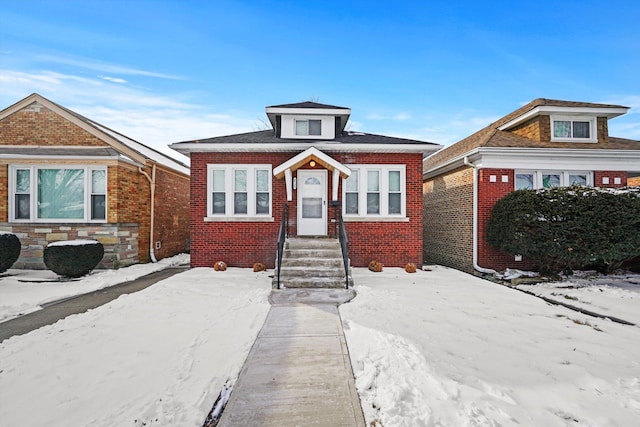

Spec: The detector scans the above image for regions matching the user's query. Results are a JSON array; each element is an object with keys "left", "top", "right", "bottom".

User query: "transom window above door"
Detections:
[{"left": 207, "top": 164, "right": 272, "bottom": 219}]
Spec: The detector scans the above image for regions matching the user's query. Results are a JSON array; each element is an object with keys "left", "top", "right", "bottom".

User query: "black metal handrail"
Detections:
[
  {"left": 337, "top": 210, "right": 350, "bottom": 289},
  {"left": 276, "top": 204, "right": 289, "bottom": 289}
]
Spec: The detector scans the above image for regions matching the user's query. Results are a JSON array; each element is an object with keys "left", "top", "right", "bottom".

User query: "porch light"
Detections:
[{"left": 310, "top": 160, "right": 316, "bottom": 167}]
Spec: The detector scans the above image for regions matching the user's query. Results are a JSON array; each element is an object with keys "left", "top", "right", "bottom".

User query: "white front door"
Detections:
[{"left": 297, "top": 170, "right": 327, "bottom": 236}]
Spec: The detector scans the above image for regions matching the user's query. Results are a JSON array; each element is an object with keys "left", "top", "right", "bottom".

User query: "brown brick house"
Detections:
[
  {"left": 423, "top": 98, "right": 640, "bottom": 274},
  {"left": 171, "top": 102, "right": 441, "bottom": 269},
  {"left": 0, "top": 93, "right": 190, "bottom": 269}
]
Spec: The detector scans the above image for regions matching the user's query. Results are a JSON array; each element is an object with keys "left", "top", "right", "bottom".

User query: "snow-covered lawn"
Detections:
[
  {"left": 0, "top": 267, "right": 272, "bottom": 427},
  {"left": 1, "top": 262, "right": 639, "bottom": 427},
  {"left": 0, "top": 254, "right": 190, "bottom": 322},
  {"left": 340, "top": 266, "right": 640, "bottom": 426}
]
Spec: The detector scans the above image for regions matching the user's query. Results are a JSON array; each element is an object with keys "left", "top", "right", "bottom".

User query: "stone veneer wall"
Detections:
[{"left": 0, "top": 222, "right": 140, "bottom": 269}]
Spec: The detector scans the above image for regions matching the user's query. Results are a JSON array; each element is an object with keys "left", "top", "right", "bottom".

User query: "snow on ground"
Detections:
[
  {"left": 340, "top": 266, "right": 640, "bottom": 427},
  {"left": 0, "top": 254, "right": 190, "bottom": 322},
  {"left": 516, "top": 271, "right": 640, "bottom": 326},
  {"left": 0, "top": 267, "right": 272, "bottom": 427}
]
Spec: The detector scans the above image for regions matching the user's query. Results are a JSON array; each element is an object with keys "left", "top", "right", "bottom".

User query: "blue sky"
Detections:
[{"left": 1, "top": 0, "right": 639, "bottom": 160}]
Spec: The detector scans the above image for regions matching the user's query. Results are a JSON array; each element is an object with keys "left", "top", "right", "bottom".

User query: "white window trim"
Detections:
[
  {"left": 515, "top": 170, "right": 593, "bottom": 190},
  {"left": 550, "top": 115, "right": 597, "bottom": 143},
  {"left": 8, "top": 165, "right": 107, "bottom": 223},
  {"left": 206, "top": 164, "right": 273, "bottom": 221},
  {"left": 342, "top": 164, "right": 406, "bottom": 218}
]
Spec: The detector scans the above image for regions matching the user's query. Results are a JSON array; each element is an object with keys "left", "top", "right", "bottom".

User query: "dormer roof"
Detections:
[{"left": 265, "top": 101, "right": 351, "bottom": 134}]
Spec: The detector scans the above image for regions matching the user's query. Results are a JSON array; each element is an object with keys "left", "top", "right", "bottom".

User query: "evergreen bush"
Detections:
[
  {"left": 44, "top": 240, "right": 105, "bottom": 278},
  {"left": 487, "top": 186, "right": 640, "bottom": 274},
  {"left": 0, "top": 232, "right": 21, "bottom": 273}
]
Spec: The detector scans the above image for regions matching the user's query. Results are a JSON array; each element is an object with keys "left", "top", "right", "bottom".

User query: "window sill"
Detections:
[
  {"left": 551, "top": 138, "right": 597, "bottom": 143},
  {"left": 204, "top": 216, "right": 274, "bottom": 222},
  {"left": 343, "top": 216, "right": 409, "bottom": 222}
]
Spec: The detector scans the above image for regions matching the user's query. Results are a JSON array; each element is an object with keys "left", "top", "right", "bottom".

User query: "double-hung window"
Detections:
[
  {"left": 9, "top": 165, "right": 107, "bottom": 222},
  {"left": 515, "top": 170, "right": 592, "bottom": 190},
  {"left": 343, "top": 165, "right": 406, "bottom": 217},
  {"left": 207, "top": 164, "right": 272, "bottom": 218},
  {"left": 551, "top": 115, "right": 597, "bottom": 142}
]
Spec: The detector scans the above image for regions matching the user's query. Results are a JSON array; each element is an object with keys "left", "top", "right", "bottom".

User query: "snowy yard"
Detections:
[
  {"left": 341, "top": 266, "right": 640, "bottom": 426},
  {"left": 1, "top": 262, "right": 639, "bottom": 426}
]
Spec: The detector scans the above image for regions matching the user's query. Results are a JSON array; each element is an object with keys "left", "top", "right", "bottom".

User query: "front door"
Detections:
[{"left": 297, "top": 170, "right": 327, "bottom": 236}]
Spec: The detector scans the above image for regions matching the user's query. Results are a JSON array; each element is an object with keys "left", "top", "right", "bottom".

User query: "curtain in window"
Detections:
[
  {"left": 554, "top": 121, "right": 571, "bottom": 138},
  {"left": 572, "top": 122, "right": 590, "bottom": 138},
  {"left": 91, "top": 170, "right": 106, "bottom": 220},
  {"left": 388, "top": 170, "right": 401, "bottom": 214},
  {"left": 542, "top": 174, "right": 561, "bottom": 188},
  {"left": 37, "top": 169, "right": 84, "bottom": 219},
  {"left": 234, "top": 170, "right": 248, "bottom": 214},
  {"left": 255, "top": 170, "right": 270, "bottom": 214},
  {"left": 569, "top": 174, "right": 587, "bottom": 186},
  {"left": 15, "top": 169, "right": 30, "bottom": 219},
  {"left": 515, "top": 174, "right": 534, "bottom": 190}
]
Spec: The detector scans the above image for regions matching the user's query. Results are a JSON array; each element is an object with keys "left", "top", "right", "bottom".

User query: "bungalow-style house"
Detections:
[
  {"left": 0, "top": 93, "right": 190, "bottom": 269},
  {"left": 171, "top": 102, "right": 441, "bottom": 273},
  {"left": 423, "top": 98, "right": 640, "bottom": 274}
]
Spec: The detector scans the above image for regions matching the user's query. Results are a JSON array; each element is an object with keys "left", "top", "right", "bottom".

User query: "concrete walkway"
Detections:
[
  {"left": 0, "top": 266, "right": 188, "bottom": 342},
  {"left": 218, "top": 289, "right": 365, "bottom": 427}
]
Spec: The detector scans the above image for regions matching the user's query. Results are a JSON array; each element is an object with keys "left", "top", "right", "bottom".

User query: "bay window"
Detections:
[
  {"left": 207, "top": 164, "right": 272, "bottom": 218},
  {"left": 9, "top": 165, "right": 107, "bottom": 222},
  {"left": 343, "top": 165, "right": 406, "bottom": 217}
]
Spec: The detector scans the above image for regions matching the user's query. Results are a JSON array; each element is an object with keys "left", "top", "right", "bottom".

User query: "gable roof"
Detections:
[
  {"left": 0, "top": 93, "right": 189, "bottom": 176},
  {"left": 170, "top": 129, "right": 442, "bottom": 156},
  {"left": 423, "top": 98, "right": 636, "bottom": 172}
]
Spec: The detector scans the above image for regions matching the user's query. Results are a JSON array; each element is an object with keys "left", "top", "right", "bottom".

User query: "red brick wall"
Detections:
[
  {"left": 477, "top": 169, "right": 537, "bottom": 271},
  {"left": 595, "top": 171, "right": 627, "bottom": 188},
  {"left": 0, "top": 165, "right": 7, "bottom": 222},
  {"left": 423, "top": 166, "right": 474, "bottom": 272},
  {"left": 189, "top": 151, "right": 424, "bottom": 268}
]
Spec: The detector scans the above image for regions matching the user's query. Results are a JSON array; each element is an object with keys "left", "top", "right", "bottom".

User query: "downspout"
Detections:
[
  {"left": 139, "top": 164, "right": 158, "bottom": 263},
  {"left": 463, "top": 157, "right": 496, "bottom": 274}
]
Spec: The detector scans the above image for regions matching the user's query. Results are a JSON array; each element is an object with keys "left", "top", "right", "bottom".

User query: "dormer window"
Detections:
[
  {"left": 551, "top": 115, "right": 597, "bottom": 142},
  {"left": 295, "top": 119, "right": 321, "bottom": 136}
]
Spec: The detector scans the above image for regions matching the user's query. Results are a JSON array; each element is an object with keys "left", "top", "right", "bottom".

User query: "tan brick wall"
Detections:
[
  {"left": 0, "top": 103, "right": 109, "bottom": 147},
  {"left": 597, "top": 117, "right": 609, "bottom": 144},
  {"left": 423, "top": 166, "right": 474, "bottom": 272},
  {"left": 510, "top": 117, "right": 543, "bottom": 142},
  {"left": 152, "top": 166, "right": 190, "bottom": 260}
]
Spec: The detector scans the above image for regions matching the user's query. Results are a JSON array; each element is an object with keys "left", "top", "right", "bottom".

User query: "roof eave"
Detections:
[{"left": 498, "top": 105, "right": 629, "bottom": 131}]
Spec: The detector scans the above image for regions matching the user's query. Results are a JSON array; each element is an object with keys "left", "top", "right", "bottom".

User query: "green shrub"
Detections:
[
  {"left": 487, "top": 186, "right": 640, "bottom": 274},
  {"left": 0, "top": 232, "right": 21, "bottom": 273},
  {"left": 44, "top": 240, "right": 105, "bottom": 278}
]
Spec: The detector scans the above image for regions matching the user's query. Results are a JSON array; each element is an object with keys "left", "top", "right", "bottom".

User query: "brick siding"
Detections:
[
  {"left": 189, "top": 151, "right": 423, "bottom": 268},
  {"left": 423, "top": 166, "right": 474, "bottom": 272},
  {"left": 0, "top": 102, "right": 190, "bottom": 269}
]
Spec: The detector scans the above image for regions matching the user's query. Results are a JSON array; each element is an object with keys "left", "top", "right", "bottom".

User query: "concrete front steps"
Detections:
[{"left": 276, "top": 237, "right": 350, "bottom": 289}]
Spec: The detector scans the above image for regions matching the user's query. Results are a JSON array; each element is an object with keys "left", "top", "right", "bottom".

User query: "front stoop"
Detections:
[{"left": 275, "top": 237, "right": 351, "bottom": 288}]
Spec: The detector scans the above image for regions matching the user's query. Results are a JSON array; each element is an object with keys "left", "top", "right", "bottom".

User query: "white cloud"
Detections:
[
  {"left": 101, "top": 76, "right": 128, "bottom": 84},
  {"left": 365, "top": 112, "right": 412, "bottom": 121}
]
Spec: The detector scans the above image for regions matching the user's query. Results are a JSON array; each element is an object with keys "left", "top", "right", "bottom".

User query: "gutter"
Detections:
[
  {"left": 463, "top": 157, "right": 496, "bottom": 275},
  {"left": 139, "top": 164, "right": 158, "bottom": 263}
]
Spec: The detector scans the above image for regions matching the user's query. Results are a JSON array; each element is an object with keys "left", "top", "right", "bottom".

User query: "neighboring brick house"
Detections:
[
  {"left": 423, "top": 98, "right": 640, "bottom": 274},
  {"left": 0, "top": 93, "right": 190, "bottom": 269},
  {"left": 171, "top": 102, "right": 441, "bottom": 268}
]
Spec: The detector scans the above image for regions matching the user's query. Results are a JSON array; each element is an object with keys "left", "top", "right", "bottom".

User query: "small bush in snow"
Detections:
[
  {"left": 0, "top": 232, "right": 21, "bottom": 273},
  {"left": 487, "top": 186, "right": 640, "bottom": 274},
  {"left": 44, "top": 240, "right": 104, "bottom": 278}
]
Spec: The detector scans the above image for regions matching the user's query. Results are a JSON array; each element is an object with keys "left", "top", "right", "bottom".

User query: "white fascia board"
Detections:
[
  {"left": 265, "top": 107, "right": 351, "bottom": 116},
  {"left": 170, "top": 142, "right": 440, "bottom": 155},
  {"left": 498, "top": 105, "right": 629, "bottom": 131},
  {"left": 423, "top": 147, "right": 640, "bottom": 180}
]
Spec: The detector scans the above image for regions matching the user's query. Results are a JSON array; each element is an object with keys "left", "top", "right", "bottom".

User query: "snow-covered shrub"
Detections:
[
  {"left": 487, "top": 185, "right": 640, "bottom": 274},
  {"left": 0, "top": 232, "right": 21, "bottom": 273},
  {"left": 44, "top": 240, "right": 104, "bottom": 278}
]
